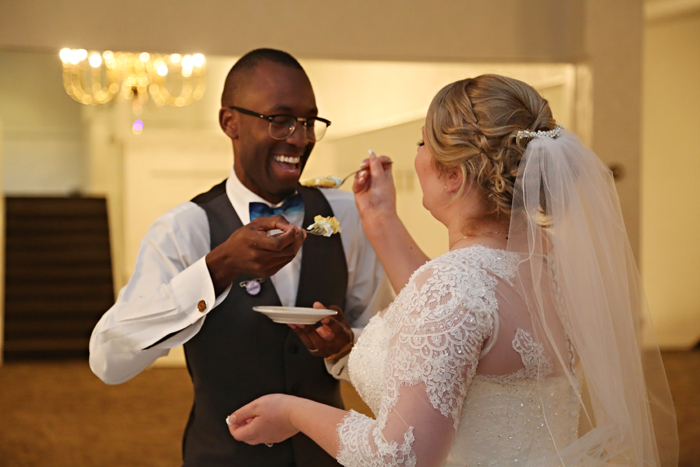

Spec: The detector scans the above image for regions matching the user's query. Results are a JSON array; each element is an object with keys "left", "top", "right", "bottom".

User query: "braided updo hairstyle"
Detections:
[{"left": 425, "top": 74, "right": 557, "bottom": 218}]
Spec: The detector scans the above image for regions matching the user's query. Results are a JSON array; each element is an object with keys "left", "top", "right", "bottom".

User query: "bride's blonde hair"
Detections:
[{"left": 425, "top": 74, "right": 557, "bottom": 217}]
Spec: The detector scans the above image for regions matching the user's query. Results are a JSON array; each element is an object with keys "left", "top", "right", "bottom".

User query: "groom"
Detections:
[{"left": 90, "top": 48, "right": 391, "bottom": 467}]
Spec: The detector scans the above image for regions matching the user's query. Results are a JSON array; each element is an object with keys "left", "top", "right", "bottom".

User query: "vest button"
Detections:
[
  {"left": 290, "top": 382, "right": 300, "bottom": 395},
  {"left": 288, "top": 344, "right": 298, "bottom": 354},
  {"left": 197, "top": 300, "right": 207, "bottom": 312}
]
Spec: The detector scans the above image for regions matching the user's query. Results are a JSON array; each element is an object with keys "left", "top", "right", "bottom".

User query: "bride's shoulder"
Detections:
[
  {"left": 415, "top": 244, "right": 519, "bottom": 281},
  {"left": 400, "top": 246, "right": 516, "bottom": 304},
  {"left": 390, "top": 246, "right": 508, "bottom": 330}
]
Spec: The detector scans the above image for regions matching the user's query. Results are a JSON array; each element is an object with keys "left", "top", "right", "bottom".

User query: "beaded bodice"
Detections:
[{"left": 337, "top": 245, "right": 581, "bottom": 467}]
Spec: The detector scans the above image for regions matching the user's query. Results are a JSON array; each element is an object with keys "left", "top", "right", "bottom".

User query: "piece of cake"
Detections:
[
  {"left": 300, "top": 175, "right": 343, "bottom": 189},
  {"left": 306, "top": 215, "right": 342, "bottom": 237}
]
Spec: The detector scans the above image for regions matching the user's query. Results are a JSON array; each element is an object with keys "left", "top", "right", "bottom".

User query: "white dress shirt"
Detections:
[
  {"left": 89, "top": 168, "right": 393, "bottom": 385},
  {"left": 227, "top": 171, "right": 305, "bottom": 308}
]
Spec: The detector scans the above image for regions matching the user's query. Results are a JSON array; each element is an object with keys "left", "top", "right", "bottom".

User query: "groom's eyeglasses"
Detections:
[{"left": 228, "top": 106, "right": 331, "bottom": 142}]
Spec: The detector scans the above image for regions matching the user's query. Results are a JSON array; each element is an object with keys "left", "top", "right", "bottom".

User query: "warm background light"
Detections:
[
  {"left": 58, "top": 48, "right": 207, "bottom": 109},
  {"left": 89, "top": 53, "right": 101, "bottom": 68}
]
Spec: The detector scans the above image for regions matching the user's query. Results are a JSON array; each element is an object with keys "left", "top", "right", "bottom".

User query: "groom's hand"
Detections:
[
  {"left": 206, "top": 216, "right": 306, "bottom": 296},
  {"left": 289, "top": 302, "right": 354, "bottom": 361}
]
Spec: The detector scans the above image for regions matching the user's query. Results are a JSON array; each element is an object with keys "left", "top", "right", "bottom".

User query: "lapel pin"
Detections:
[{"left": 240, "top": 278, "right": 264, "bottom": 296}]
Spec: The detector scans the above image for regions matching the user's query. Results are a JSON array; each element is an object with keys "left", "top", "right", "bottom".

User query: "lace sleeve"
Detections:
[{"left": 337, "top": 258, "right": 497, "bottom": 467}]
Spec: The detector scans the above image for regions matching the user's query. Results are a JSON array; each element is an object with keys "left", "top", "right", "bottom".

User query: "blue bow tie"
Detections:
[{"left": 249, "top": 193, "right": 304, "bottom": 221}]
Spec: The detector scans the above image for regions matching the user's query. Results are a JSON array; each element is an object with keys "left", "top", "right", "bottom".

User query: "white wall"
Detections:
[
  {"left": 0, "top": 50, "right": 85, "bottom": 195},
  {"left": 642, "top": 10, "right": 700, "bottom": 348},
  {"left": 584, "top": 1, "right": 645, "bottom": 259}
]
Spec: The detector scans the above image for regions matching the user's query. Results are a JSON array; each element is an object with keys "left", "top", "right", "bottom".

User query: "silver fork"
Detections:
[
  {"left": 267, "top": 228, "right": 327, "bottom": 237},
  {"left": 335, "top": 160, "right": 393, "bottom": 188}
]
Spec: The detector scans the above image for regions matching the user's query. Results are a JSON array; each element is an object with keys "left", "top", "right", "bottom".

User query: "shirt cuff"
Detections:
[
  {"left": 170, "top": 255, "right": 219, "bottom": 317},
  {"left": 351, "top": 326, "right": 363, "bottom": 341},
  {"left": 324, "top": 326, "right": 363, "bottom": 382},
  {"left": 325, "top": 354, "right": 351, "bottom": 382},
  {"left": 143, "top": 257, "right": 231, "bottom": 350}
]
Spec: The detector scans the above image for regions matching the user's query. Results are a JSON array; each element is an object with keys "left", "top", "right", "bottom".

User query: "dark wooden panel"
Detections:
[
  {"left": 6, "top": 218, "right": 110, "bottom": 234},
  {"left": 4, "top": 282, "right": 115, "bottom": 301},
  {"left": 4, "top": 299, "right": 114, "bottom": 316},
  {"left": 5, "top": 197, "right": 109, "bottom": 216},
  {"left": 6, "top": 266, "right": 113, "bottom": 281},
  {"left": 7, "top": 235, "right": 111, "bottom": 250},
  {"left": 4, "top": 317, "right": 101, "bottom": 339},
  {"left": 3, "top": 196, "right": 115, "bottom": 360},
  {"left": 3, "top": 338, "right": 90, "bottom": 352},
  {"left": 6, "top": 249, "right": 111, "bottom": 265}
]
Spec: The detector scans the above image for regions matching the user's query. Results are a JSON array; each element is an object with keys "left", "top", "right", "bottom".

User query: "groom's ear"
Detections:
[{"left": 220, "top": 107, "right": 239, "bottom": 139}]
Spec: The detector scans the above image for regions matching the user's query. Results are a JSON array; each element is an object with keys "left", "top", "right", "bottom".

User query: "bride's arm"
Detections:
[
  {"left": 353, "top": 152, "right": 430, "bottom": 293},
  {"left": 227, "top": 383, "right": 459, "bottom": 467},
  {"left": 227, "top": 394, "right": 346, "bottom": 457}
]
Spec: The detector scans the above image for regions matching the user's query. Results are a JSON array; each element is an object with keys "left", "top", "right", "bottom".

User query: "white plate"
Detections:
[{"left": 253, "top": 306, "right": 337, "bottom": 325}]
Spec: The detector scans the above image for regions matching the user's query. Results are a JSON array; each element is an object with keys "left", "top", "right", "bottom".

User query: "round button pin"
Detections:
[
  {"left": 246, "top": 280, "right": 262, "bottom": 296},
  {"left": 240, "top": 278, "right": 264, "bottom": 296}
]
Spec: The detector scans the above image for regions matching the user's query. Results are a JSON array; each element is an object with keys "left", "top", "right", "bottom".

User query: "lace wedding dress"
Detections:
[{"left": 337, "top": 245, "right": 581, "bottom": 467}]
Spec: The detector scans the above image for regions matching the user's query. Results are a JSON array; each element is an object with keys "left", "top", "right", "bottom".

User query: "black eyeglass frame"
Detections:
[{"left": 227, "top": 106, "right": 331, "bottom": 142}]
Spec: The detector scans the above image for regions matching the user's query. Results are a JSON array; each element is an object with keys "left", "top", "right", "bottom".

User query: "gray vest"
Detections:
[{"left": 182, "top": 181, "right": 347, "bottom": 467}]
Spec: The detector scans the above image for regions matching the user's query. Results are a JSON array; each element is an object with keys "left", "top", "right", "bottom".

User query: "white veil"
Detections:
[{"left": 506, "top": 129, "right": 678, "bottom": 466}]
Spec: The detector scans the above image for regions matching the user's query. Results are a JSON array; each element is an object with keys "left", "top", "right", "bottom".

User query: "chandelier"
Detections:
[{"left": 59, "top": 49, "right": 206, "bottom": 110}]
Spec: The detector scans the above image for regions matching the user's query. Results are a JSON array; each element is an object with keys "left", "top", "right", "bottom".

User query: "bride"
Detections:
[{"left": 226, "top": 75, "right": 678, "bottom": 466}]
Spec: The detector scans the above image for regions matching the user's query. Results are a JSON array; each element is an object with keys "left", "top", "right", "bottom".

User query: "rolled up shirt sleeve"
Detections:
[{"left": 89, "top": 201, "right": 229, "bottom": 385}]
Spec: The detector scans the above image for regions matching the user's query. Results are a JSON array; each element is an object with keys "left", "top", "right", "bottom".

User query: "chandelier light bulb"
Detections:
[
  {"left": 181, "top": 55, "right": 194, "bottom": 78},
  {"left": 139, "top": 52, "right": 150, "bottom": 62},
  {"left": 193, "top": 54, "right": 205, "bottom": 67},
  {"left": 68, "top": 49, "right": 83, "bottom": 65},
  {"left": 170, "top": 54, "right": 181, "bottom": 63},
  {"left": 89, "top": 53, "right": 102, "bottom": 68},
  {"left": 59, "top": 48, "right": 72, "bottom": 64}
]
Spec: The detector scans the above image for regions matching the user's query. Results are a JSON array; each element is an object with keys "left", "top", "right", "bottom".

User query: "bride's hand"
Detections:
[
  {"left": 353, "top": 151, "right": 396, "bottom": 222},
  {"left": 227, "top": 394, "right": 299, "bottom": 445}
]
